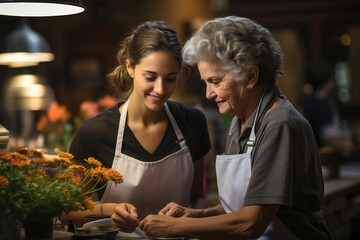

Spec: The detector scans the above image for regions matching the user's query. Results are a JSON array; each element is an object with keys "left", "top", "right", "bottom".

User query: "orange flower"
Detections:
[
  {"left": 27, "top": 149, "right": 45, "bottom": 161},
  {"left": 81, "top": 196, "right": 95, "bottom": 210},
  {"left": 71, "top": 175, "right": 83, "bottom": 184},
  {"left": 90, "top": 166, "right": 109, "bottom": 182},
  {"left": 55, "top": 157, "right": 72, "bottom": 168},
  {"left": 36, "top": 114, "right": 48, "bottom": 132},
  {"left": 32, "top": 157, "right": 47, "bottom": 165},
  {"left": 0, "top": 152, "right": 12, "bottom": 162},
  {"left": 57, "top": 173, "right": 72, "bottom": 180},
  {"left": 68, "top": 165, "right": 87, "bottom": 174},
  {"left": 27, "top": 169, "right": 49, "bottom": 178},
  {"left": 8, "top": 153, "right": 31, "bottom": 167},
  {"left": 13, "top": 147, "right": 45, "bottom": 164},
  {"left": 0, "top": 176, "right": 8, "bottom": 188},
  {"left": 15, "top": 146, "right": 29, "bottom": 155},
  {"left": 85, "top": 157, "right": 102, "bottom": 168},
  {"left": 1, "top": 147, "right": 123, "bottom": 214},
  {"left": 47, "top": 102, "right": 71, "bottom": 123},
  {"left": 45, "top": 158, "right": 58, "bottom": 168},
  {"left": 58, "top": 152, "right": 74, "bottom": 160},
  {"left": 106, "top": 169, "right": 124, "bottom": 186}
]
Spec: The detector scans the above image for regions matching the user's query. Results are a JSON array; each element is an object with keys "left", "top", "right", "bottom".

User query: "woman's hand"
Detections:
[
  {"left": 158, "top": 202, "right": 197, "bottom": 217},
  {"left": 139, "top": 214, "right": 176, "bottom": 238},
  {"left": 111, "top": 203, "right": 140, "bottom": 233}
]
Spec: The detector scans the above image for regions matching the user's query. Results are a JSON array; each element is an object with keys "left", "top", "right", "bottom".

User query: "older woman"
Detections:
[{"left": 139, "top": 16, "right": 330, "bottom": 239}]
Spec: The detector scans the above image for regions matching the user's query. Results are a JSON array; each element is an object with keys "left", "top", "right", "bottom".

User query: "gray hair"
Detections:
[{"left": 182, "top": 16, "right": 283, "bottom": 85}]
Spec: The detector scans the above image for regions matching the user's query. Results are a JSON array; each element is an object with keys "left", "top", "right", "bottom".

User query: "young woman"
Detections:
[{"left": 63, "top": 21, "right": 211, "bottom": 237}]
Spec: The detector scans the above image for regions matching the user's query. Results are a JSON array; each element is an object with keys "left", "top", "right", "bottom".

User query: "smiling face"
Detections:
[
  {"left": 198, "top": 59, "right": 250, "bottom": 116},
  {"left": 127, "top": 51, "right": 180, "bottom": 112}
]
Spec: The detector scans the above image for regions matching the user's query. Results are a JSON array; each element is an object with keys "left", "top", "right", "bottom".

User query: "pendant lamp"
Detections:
[
  {"left": 5, "top": 74, "right": 55, "bottom": 110},
  {"left": 0, "top": 0, "right": 85, "bottom": 17},
  {"left": 0, "top": 18, "right": 54, "bottom": 68}
]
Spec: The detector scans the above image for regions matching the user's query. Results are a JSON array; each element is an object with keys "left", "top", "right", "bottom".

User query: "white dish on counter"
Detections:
[{"left": 82, "top": 217, "right": 114, "bottom": 228}]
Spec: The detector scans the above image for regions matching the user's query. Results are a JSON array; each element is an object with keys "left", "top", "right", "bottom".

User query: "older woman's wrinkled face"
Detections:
[{"left": 198, "top": 59, "right": 248, "bottom": 116}]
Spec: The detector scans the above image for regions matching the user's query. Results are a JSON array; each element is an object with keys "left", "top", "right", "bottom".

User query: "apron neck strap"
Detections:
[
  {"left": 164, "top": 102, "right": 187, "bottom": 149},
  {"left": 116, "top": 98, "right": 187, "bottom": 155},
  {"left": 246, "top": 90, "right": 267, "bottom": 154},
  {"left": 115, "top": 98, "right": 130, "bottom": 155}
]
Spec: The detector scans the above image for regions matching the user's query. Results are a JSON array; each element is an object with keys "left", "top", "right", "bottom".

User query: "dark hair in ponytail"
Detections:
[{"left": 108, "top": 21, "right": 182, "bottom": 101}]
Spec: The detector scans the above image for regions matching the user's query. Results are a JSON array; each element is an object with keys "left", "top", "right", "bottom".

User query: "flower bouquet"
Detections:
[
  {"left": 36, "top": 95, "right": 118, "bottom": 151},
  {"left": 36, "top": 102, "right": 74, "bottom": 151},
  {"left": 0, "top": 146, "right": 123, "bottom": 239}
]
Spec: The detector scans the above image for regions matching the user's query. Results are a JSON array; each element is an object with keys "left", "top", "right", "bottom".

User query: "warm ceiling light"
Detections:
[
  {"left": 5, "top": 74, "right": 55, "bottom": 111},
  {"left": 340, "top": 34, "right": 351, "bottom": 46},
  {"left": 0, "top": 18, "right": 55, "bottom": 68},
  {"left": 0, "top": 0, "right": 85, "bottom": 17},
  {"left": 0, "top": 52, "right": 54, "bottom": 67}
]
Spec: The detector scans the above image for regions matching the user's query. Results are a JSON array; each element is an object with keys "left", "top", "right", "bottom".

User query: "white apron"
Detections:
[
  {"left": 101, "top": 98, "right": 194, "bottom": 237},
  {"left": 216, "top": 101, "right": 300, "bottom": 240}
]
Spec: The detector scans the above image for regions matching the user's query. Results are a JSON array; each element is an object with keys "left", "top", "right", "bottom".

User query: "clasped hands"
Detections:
[{"left": 111, "top": 202, "right": 192, "bottom": 238}]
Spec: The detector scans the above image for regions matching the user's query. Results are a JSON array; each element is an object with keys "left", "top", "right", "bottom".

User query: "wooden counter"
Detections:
[
  {"left": 206, "top": 175, "right": 360, "bottom": 239},
  {"left": 322, "top": 177, "right": 360, "bottom": 240},
  {"left": 324, "top": 177, "right": 360, "bottom": 199}
]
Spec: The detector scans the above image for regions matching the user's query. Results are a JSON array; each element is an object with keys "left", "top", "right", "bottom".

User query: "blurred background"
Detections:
[
  {"left": 0, "top": 0, "right": 360, "bottom": 152},
  {"left": 1, "top": 0, "right": 360, "bottom": 238},
  {"left": 1, "top": 0, "right": 360, "bottom": 170}
]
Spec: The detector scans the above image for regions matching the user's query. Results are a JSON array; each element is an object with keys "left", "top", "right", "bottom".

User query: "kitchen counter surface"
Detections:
[
  {"left": 324, "top": 176, "right": 360, "bottom": 199},
  {"left": 322, "top": 174, "right": 360, "bottom": 239}
]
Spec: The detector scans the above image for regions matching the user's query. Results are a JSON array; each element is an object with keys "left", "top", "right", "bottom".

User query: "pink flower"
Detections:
[
  {"left": 80, "top": 101, "right": 99, "bottom": 119},
  {"left": 97, "top": 95, "right": 118, "bottom": 108}
]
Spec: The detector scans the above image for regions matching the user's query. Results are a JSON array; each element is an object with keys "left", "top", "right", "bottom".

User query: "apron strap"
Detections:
[
  {"left": 164, "top": 102, "right": 187, "bottom": 149},
  {"left": 116, "top": 99, "right": 188, "bottom": 156},
  {"left": 246, "top": 91, "right": 267, "bottom": 154},
  {"left": 115, "top": 98, "right": 129, "bottom": 155}
]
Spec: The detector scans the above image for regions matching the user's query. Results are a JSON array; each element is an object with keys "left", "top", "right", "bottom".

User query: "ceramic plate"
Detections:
[
  {"left": 82, "top": 218, "right": 114, "bottom": 228},
  {"left": 151, "top": 238, "right": 188, "bottom": 240}
]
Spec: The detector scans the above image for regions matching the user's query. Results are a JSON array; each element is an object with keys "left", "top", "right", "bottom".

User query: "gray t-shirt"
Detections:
[{"left": 224, "top": 86, "right": 330, "bottom": 239}]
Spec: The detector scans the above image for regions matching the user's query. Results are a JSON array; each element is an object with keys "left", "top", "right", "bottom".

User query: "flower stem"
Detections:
[
  {"left": 80, "top": 168, "right": 93, "bottom": 185},
  {"left": 83, "top": 180, "right": 111, "bottom": 194}
]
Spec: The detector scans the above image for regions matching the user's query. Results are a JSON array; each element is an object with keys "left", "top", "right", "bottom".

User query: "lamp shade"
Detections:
[
  {"left": 0, "top": 0, "right": 85, "bottom": 17},
  {"left": 5, "top": 74, "right": 55, "bottom": 111},
  {"left": 0, "top": 18, "right": 54, "bottom": 67}
]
